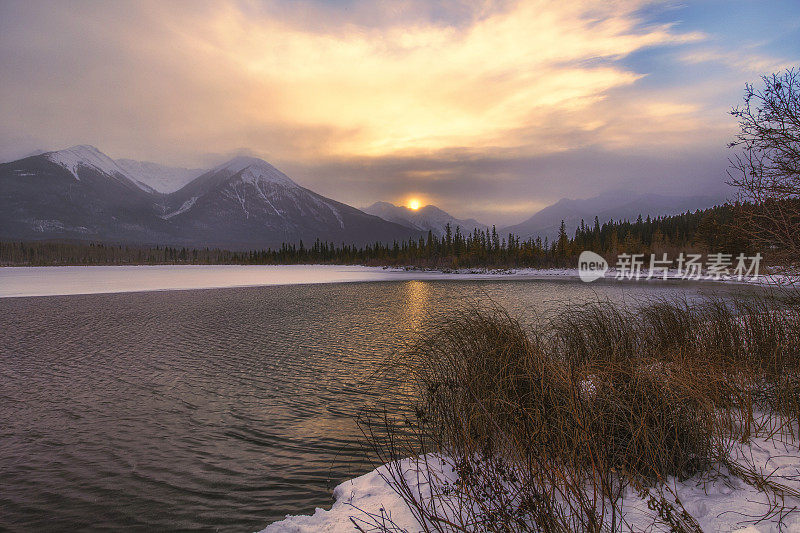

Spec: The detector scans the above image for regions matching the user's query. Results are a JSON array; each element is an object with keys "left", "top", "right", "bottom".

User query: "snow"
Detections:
[
  {"left": 42, "top": 148, "right": 202, "bottom": 193},
  {"left": 237, "top": 164, "right": 297, "bottom": 188},
  {"left": 214, "top": 158, "right": 302, "bottom": 221},
  {"left": 306, "top": 194, "right": 344, "bottom": 228},
  {"left": 216, "top": 157, "right": 298, "bottom": 188},
  {"left": 260, "top": 455, "right": 447, "bottom": 533},
  {"left": 43, "top": 145, "right": 128, "bottom": 181},
  {"left": 207, "top": 156, "right": 346, "bottom": 226},
  {"left": 328, "top": 203, "right": 345, "bottom": 228},
  {"left": 241, "top": 176, "right": 284, "bottom": 218},
  {"left": 226, "top": 183, "right": 252, "bottom": 218},
  {"left": 39, "top": 146, "right": 199, "bottom": 194},
  {"left": 263, "top": 431, "right": 800, "bottom": 532},
  {"left": 218, "top": 164, "right": 301, "bottom": 220},
  {"left": 0, "top": 265, "right": 589, "bottom": 298},
  {"left": 0, "top": 265, "right": 781, "bottom": 299},
  {"left": 115, "top": 159, "right": 204, "bottom": 193},
  {"left": 620, "top": 433, "right": 800, "bottom": 532},
  {"left": 161, "top": 196, "right": 199, "bottom": 219}
]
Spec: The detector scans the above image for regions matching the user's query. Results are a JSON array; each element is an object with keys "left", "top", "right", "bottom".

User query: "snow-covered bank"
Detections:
[
  {"left": 403, "top": 266, "right": 792, "bottom": 286},
  {"left": 0, "top": 264, "right": 783, "bottom": 298},
  {"left": 0, "top": 265, "right": 585, "bottom": 298},
  {"left": 261, "top": 455, "right": 448, "bottom": 533},
  {"left": 263, "top": 432, "right": 800, "bottom": 532}
]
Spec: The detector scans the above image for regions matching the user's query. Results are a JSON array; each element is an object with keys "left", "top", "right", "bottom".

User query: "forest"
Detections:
[{"left": 0, "top": 202, "right": 755, "bottom": 269}]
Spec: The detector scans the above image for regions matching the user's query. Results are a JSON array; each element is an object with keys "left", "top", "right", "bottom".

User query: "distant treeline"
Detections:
[{"left": 0, "top": 203, "right": 756, "bottom": 268}]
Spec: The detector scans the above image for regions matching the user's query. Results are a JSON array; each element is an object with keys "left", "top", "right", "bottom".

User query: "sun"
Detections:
[{"left": 408, "top": 199, "right": 421, "bottom": 210}]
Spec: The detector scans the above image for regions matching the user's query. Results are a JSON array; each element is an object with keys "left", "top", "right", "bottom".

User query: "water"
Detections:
[{"left": 0, "top": 278, "right": 760, "bottom": 531}]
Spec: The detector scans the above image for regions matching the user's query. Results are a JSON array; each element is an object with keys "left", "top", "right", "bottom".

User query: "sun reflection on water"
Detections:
[{"left": 404, "top": 280, "right": 430, "bottom": 332}]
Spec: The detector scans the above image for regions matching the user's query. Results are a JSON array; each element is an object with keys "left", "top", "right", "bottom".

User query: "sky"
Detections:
[{"left": 1, "top": 0, "right": 799, "bottom": 225}]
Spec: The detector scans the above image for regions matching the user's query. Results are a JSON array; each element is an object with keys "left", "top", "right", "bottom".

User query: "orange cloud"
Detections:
[{"left": 138, "top": 0, "right": 704, "bottom": 159}]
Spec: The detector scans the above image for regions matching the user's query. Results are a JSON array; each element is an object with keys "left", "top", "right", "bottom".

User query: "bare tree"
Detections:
[{"left": 728, "top": 68, "right": 800, "bottom": 268}]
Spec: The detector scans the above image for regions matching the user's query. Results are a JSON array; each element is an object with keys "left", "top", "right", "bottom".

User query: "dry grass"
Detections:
[{"left": 358, "top": 294, "right": 800, "bottom": 532}]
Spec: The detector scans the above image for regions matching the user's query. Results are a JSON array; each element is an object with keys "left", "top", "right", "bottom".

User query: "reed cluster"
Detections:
[{"left": 358, "top": 294, "right": 800, "bottom": 532}]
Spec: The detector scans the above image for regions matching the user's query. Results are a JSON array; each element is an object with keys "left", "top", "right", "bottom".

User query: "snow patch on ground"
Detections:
[
  {"left": 261, "top": 455, "right": 447, "bottom": 533},
  {"left": 263, "top": 431, "right": 800, "bottom": 532}
]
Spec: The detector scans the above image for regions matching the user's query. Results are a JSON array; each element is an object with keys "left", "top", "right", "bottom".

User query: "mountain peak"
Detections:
[
  {"left": 363, "top": 201, "right": 486, "bottom": 237},
  {"left": 215, "top": 156, "right": 297, "bottom": 187},
  {"left": 367, "top": 201, "right": 441, "bottom": 215},
  {"left": 69, "top": 144, "right": 102, "bottom": 153},
  {"left": 43, "top": 145, "right": 125, "bottom": 181},
  {"left": 501, "top": 191, "right": 723, "bottom": 241},
  {"left": 417, "top": 204, "right": 447, "bottom": 215},
  {"left": 367, "top": 201, "right": 396, "bottom": 210},
  {"left": 216, "top": 155, "right": 266, "bottom": 172}
]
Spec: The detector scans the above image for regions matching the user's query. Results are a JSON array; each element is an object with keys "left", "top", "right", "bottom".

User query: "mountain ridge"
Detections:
[
  {"left": 115, "top": 158, "right": 205, "bottom": 193},
  {"left": 0, "top": 146, "right": 172, "bottom": 244},
  {"left": 363, "top": 201, "right": 487, "bottom": 238},
  {"left": 2, "top": 145, "right": 729, "bottom": 250},
  {"left": 0, "top": 146, "right": 423, "bottom": 249},
  {"left": 161, "top": 158, "right": 419, "bottom": 249},
  {"left": 501, "top": 190, "right": 725, "bottom": 242}
]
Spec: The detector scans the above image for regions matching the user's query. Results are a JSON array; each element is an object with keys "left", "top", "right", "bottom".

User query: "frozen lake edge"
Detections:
[{"left": 0, "top": 264, "right": 774, "bottom": 298}]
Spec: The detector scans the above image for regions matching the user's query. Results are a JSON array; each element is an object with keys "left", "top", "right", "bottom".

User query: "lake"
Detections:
[{"left": 0, "top": 271, "right": 762, "bottom": 531}]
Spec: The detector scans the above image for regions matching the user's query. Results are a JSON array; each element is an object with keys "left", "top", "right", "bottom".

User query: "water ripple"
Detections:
[{"left": 0, "top": 279, "right": 753, "bottom": 530}]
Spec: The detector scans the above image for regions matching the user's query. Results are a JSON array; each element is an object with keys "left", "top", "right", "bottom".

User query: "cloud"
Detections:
[
  {"left": 1, "top": 0, "right": 702, "bottom": 161},
  {"left": 680, "top": 47, "right": 794, "bottom": 76},
  {"left": 171, "top": 0, "right": 707, "bottom": 158},
  {"left": 281, "top": 144, "right": 732, "bottom": 225},
  {"left": 0, "top": 0, "right": 796, "bottom": 221}
]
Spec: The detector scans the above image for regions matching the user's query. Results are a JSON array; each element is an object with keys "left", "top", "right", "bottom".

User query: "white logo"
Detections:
[{"left": 579, "top": 251, "right": 608, "bottom": 282}]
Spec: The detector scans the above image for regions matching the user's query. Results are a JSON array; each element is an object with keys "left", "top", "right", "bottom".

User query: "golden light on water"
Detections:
[{"left": 408, "top": 199, "right": 421, "bottom": 210}]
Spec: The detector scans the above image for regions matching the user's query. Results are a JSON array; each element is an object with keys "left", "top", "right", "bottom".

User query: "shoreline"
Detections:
[{"left": 0, "top": 264, "right": 781, "bottom": 299}]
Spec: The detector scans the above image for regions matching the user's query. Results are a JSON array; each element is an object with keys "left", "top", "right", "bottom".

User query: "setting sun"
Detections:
[{"left": 408, "top": 199, "right": 421, "bottom": 210}]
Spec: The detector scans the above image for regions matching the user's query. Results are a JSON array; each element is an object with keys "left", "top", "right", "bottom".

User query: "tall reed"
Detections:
[{"left": 358, "top": 294, "right": 800, "bottom": 532}]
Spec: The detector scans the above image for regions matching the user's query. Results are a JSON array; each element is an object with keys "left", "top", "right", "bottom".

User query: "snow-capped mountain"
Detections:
[
  {"left": 164, "top": 157, "right": 420, "bottom": 249},
  {"left": 363, "top": 201, "right": 487, "bottom": 238},
  {"left": 0, "top": 145, "right": 172, "bottom": 243},
  {"left": 115, "top": 159, "right": 205, "bottom": 193},
  {"left": 44, "top": 145, "right": 134, "bottom": 184},
  {"left": 501, "top": 191, "right": 724, "bottom": 242},
  {"left": 0, "top": 146, "right": 421, "bottom": 249}
]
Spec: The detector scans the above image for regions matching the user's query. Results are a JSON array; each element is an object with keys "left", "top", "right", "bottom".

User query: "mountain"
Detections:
[
  {"left": 0, "top": 145, "right": 172, "bottom": 243},
  {"left": 162, "top": 157, "right": 422, "bottom": 249},
  {"left": 363, "top": 201, "right": 487, "bottom": 238},
  {"left": 501, "top": 191, "right": 724, "bottom": 242},
  {"left": 0, "top": 147, "right": 421, "bottom": 249},
  {"left": 116, "top": 159, "right": 205, "bottom": 193}
]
